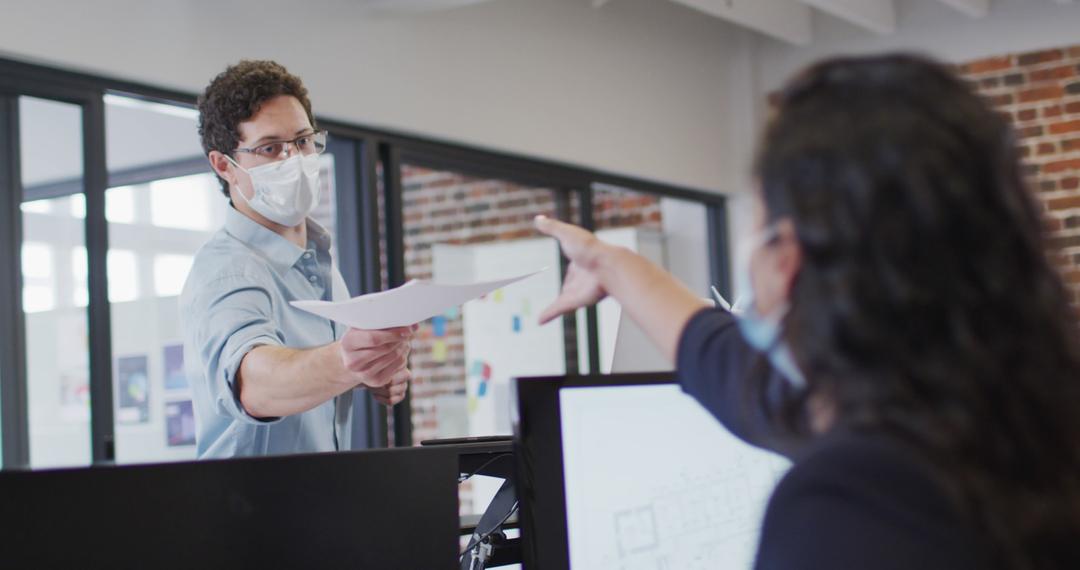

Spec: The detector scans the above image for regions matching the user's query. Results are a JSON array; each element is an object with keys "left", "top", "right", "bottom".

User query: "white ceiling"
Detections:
[
  {"left": 654, "top": 0, "right": 1074, "bottom": 45},
  {"left": 370, "top": 0, "right": 1073, "bottom": 46}
]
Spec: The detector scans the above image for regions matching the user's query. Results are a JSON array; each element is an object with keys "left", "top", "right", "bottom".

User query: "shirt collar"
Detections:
[{"left": 224, "top": 207, "right": 333, "bottom": 276}]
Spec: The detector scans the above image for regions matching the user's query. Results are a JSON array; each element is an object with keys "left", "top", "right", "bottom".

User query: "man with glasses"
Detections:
[{"left": 180, "top": 60, "right": 412, "bottom": 459}]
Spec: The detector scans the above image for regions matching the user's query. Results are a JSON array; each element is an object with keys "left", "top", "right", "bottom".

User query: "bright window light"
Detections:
[
  {"left": 23, "top": 285, "right": 55, "bottom": 313},
  {"left": 106, "top": 185, "right": 137, "bottom": 224},
  {"left": 150, "top": 174, "right": 216, "bottom": 231},
  {"left": 21, "top": 242, "right": 53, "bottom": 280},
  {"left": 20, "top": 200, "right": 52, "bottom": 214},
  {"left": 153, "top": 254, "right": 194, "bottom": 297},
  {"left": 72, "top": 246, "right": 88, "bottom": 307},
  {"left": 107, "top": 249, "right": 139, "bottom": 303},
  {"left": 69, "top": 193, "right": 86, "bottom": 219},
  {"left": 104, "top": 93, "right": 199, "bottom": 121}
]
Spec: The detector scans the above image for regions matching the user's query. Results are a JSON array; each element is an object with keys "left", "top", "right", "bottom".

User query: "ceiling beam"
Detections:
[
  {"left": 934, "top": 0, "right": 989, "bottom": 18},
  {"left": 800, "top": 0, "right": 895, "bottom": 34},
  {"left": 669, "top": 0, "right": 812, "bottom": 45}
]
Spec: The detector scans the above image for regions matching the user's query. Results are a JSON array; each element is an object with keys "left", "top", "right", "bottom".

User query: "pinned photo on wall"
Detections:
[
  {"left": 116, "top": 355, "right": 150, "bottom": 424},
  {"left": 59, "top": 369, "right": 90, "bottom": 422},
  {"left": 165, "top": 400, "right": 196, "bottom": 447},
  {"left": 432, "top": 339, "right": 448, "bottom": 363},
  {"left": 163, "top": 343, "right": 187, "bottom": 391},
  {"left": 432, "top": 315, "right": 447, "bottom": 338},
  {"left": 467, "top": 359, "right": 493, "bottom": 414}
]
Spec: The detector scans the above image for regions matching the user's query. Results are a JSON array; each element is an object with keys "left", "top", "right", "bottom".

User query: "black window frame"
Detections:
[{"left": 0, "top": 56, "right": 730, "bottom": 462}]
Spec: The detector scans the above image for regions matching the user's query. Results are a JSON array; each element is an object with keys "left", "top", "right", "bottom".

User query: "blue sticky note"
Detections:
[
  {"left": 512, "top": 315, "right": 522, "bottom": 333},
  {"left": 432, "top": 316, "right": 447, "bottom": 338},
  {"left": 471, "top": 360, "right": 484, "bottom": 377},
  {"left": 478, "top": 381, "right": 488, "bottom": 397},
  {"left": 444, "top": 306, "right": 460, "bottom": 320}
]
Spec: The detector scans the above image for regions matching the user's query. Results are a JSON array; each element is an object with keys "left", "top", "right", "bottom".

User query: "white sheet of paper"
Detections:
[{"left": 290, "top": 268, "right": 548, "bottom": 330}]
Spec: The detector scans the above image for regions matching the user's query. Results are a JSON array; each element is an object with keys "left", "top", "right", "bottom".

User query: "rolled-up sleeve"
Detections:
[
  {"left": 189, "top": 274, "right": 285, "bottom": 425},
  {"left": 676, "top": 308, "right": 799, "bottom": 456}
]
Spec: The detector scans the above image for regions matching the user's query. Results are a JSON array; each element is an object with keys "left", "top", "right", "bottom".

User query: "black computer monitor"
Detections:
[
  {"left": 0, "top": 447, "right": 460, "bottom": 569},
  {"left": 513, "top": 372, "right": 790, "bottom": 570}
]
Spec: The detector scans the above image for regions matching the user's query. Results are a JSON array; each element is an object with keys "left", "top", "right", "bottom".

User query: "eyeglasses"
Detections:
[{"left": 234, "top": 130, "right": 328, "bottom": 161}]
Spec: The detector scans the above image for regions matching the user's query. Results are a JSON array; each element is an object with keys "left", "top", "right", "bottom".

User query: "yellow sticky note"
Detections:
[
  {"left": 493, "top": 289, "right": 504, "bottom": 303},
  {"left": 432, "top": 339, "right": 447, "bottom": 362}
]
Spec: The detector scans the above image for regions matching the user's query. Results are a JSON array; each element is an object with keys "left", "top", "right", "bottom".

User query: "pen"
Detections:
[{"left": 710, "top": 286, "right": 732, "bottom": 312}]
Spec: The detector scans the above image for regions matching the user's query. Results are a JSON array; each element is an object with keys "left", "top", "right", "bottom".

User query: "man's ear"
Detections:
[
  {"left": 208, "top": 151, "right": 234, "bottom": 187},
  {"left": 773, "top": 218, "right": 803, "bottom": 298}
]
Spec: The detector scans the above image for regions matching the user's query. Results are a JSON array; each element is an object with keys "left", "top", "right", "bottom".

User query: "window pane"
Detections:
[
  {"left": 107, "top": 249, "right": 139, "bottom": 303},
  {"left": 153, "top": 254, "right": 194, "bottom": 298},
  {"left": 106, "top": 174, "right": 218, "bottom": 464},
  {"left": 20, "top": 96, "right": 92, "bottom": 469},
  {"left": 105, "top": 185, "right": 136, "bottom": 224},
  {"left": 105, "top": 94, "right": 209, "bottom": 464},
  {"left": 400, "top": 163, "right": 578, "bottom": 516},
  {"left": 583, "top": 184, "right": 712, "bottom": 374},
  {"left": 21, "top": 243, "right": 53, "bottom": 280},
  {"left": 150, "top": 175, "right": 213, "bottom": 231},
  {"left": 71, "top": 246, "right": 88, "bottom": 307}
]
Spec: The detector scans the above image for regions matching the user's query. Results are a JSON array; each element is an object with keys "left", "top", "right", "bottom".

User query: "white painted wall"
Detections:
[{"left": 0, "top": 0, "right": 756, "bottom": 193}]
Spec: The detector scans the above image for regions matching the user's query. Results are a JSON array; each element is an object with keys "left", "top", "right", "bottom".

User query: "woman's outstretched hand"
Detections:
[{"left": 535, "top": 215, "right": 610, "bottom": 325}]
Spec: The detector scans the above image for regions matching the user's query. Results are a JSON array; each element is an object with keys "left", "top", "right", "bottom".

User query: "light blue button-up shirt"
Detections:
[{"left": 180, "top": 206, "right": 352, "bottom": 459}]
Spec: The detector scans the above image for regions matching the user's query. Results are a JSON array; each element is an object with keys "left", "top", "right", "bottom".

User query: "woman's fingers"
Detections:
[
  {"left": 538, "top": 295, "right": 576, "bottom": 325},
  {"left": 535, "top": 216, "right": 609, "bottom": 323},
  {"left": 535, "top": 215, "right": 592, "bottom": 260},
  {"left": 538, "top": 263, "right": 607, "bottom": 324}
]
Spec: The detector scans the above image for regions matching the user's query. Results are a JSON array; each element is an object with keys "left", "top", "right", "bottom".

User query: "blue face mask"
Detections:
[{"left": 733, "top": 224, "right": 807, "bottom": 388}]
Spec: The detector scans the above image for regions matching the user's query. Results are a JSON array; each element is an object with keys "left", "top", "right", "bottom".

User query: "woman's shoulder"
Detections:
[
  {"left": 755, "top": 429, "right": 991, "bottom": 570},
  {"left": 778, "top": 430, "right": 953, "bottom": 509}
]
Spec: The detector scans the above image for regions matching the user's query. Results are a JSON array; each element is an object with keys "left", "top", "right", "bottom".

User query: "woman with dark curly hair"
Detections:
[{"left": 535, "top": 54, "right": 1080, "bottom": 569}]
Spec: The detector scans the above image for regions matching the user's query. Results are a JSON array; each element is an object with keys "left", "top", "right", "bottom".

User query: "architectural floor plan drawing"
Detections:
[{"left": 560, "top": 384, "right": 790, "bottom": 570}]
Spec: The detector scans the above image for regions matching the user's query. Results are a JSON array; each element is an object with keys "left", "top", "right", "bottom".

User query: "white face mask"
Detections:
[{"left": 227, "top": 153, "right": 321, "bottom": 227}]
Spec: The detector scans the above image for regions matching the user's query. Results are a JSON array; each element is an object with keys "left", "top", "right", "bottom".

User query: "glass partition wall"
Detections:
[{"left": 0, "top": 58, "right": 729, "bottom": 471}]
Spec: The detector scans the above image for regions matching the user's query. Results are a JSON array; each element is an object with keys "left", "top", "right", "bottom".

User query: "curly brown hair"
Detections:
[{"left": 197, "top": 60, "right": 316, "bottom": 196}]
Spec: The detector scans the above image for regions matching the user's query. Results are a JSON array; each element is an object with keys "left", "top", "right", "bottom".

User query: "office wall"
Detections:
[
  {"left": 726, "top": 0, "right": 1080, "bottom": 267},
  {"left": 747, "top": 9, "right": 1080, "bottom": 307},
  {"left": 959, "top": 45, "right": 1080, "bottom": 306},
  {"left": 0, "top": 0, "right": 754, "bottom": 194}
]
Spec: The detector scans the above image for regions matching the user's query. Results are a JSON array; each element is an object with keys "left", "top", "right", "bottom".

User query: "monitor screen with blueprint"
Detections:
[{"left": 514, "top": 373, "right": 790, "bottom": 570}]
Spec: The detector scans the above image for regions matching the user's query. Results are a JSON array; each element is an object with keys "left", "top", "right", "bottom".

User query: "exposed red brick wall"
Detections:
[
  {"left": 400, "top": 167, "right": 560, "bottom": 447},
  {"left": 398, "top": 166, "right": 662, "bottom": 448},
  {"left": 593, "top": 188, "right": 663, "bottom": 230},
  {"left": 958, "top": 46, "right": 1080, "bottom": 306},
  {"left": 393, "top": 167, "right": 660, "bottom": 513}
]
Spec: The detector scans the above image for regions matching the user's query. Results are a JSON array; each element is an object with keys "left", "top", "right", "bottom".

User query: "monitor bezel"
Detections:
[{"left": 512, "top": 371, "right": 677, "bottom": 570}]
